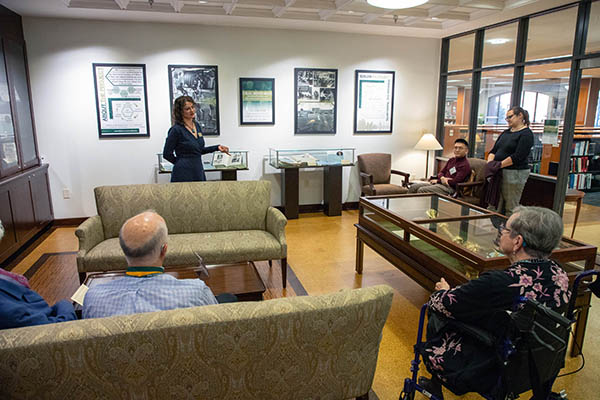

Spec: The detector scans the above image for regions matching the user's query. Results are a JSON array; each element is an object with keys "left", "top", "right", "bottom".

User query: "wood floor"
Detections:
[{"left": 4, "top": 205, "right": 600, "bottom": 400}]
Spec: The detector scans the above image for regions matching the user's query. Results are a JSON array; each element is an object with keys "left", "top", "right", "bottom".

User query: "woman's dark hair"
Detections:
[
  {"left": 172, "top": 95, "right": 195, "bottom": 124},
  {"left": 508, "top": 106, "right": 530, "bottom": 126}
]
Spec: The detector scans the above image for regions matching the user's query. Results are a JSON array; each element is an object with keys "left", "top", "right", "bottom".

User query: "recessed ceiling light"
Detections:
[
  {"left": 367, "top": 0, "right": 429, "bottom": 10},
  {"left": 348, "top": 10, "right": 354, "bottom": 13},
  {"left": 198, "top": 0, "right": 207, "bottom": 3},
  {"left": 524, "top": 79, "right": 547, "bottom": 82},
  {"left": 447, "top": 79, "right": 462, "bottom": 83},
  {"left": 430, "top": 17, "right": 440, "bottom": 20},
  {"left": 487, "top": 38, "right": 510, "bottom": 45},
  {"left": 549, "top": 68, "right": 570, "bottom": 72}
]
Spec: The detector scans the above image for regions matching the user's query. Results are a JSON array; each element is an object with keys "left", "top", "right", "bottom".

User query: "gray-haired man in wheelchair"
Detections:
[{"left": 417, "top": 206, "right": 573, "bottom": 400}]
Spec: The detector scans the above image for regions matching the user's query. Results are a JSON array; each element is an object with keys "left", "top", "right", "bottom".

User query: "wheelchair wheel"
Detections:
[{"left": 399, "top": 391, "right": 415, "bottom": 400}]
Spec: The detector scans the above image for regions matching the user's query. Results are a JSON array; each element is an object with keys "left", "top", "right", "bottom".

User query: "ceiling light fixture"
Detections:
[
  {"left": 366, "top": 0, "right": 429, "bottom": 10},
  {"left": 487, "top": 38, "right": 509, "bottom": 45},
  {"left": 198, "top": 0, "right": 208, "bottom": 3}
]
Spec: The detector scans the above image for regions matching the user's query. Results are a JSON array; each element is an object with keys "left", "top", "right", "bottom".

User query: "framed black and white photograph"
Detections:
[
  {"left": 168, "top": 65, "right": 220, "bottom": 136},
  {"left": 354, "top": 70, "right": 395, "bottom": 134},
  {"left": 93, "top": 63, "right": 150, "bottom": 138},
  {"left": 239, "top": 77, "right": 275, "bottom": 125},
  {"left": 295, "top": 68, "right": 337, "bottom": 134}
]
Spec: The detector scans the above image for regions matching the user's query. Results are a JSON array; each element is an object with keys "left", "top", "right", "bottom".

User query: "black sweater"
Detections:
[{"left": 489, "top": 127, "right": 534, "bottom": 170}]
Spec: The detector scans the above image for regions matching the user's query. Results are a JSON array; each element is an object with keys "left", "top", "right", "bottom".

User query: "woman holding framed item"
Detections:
[
  {"left": 487, "top": 106, "right": 534, "bottom": 216},
  {"left": 163, "top": 95, "right": 229, "bottom": 182}
]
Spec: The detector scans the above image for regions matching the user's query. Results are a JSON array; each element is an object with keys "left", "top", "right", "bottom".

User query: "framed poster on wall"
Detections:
[
  {"left": 239, "top": 77, "right": 275, "bottom": 125},
  {"left": 168, "top": 65, "right": 220, "bottom": 136},
  {"left": 93, "top": 63, "right": 150, "bottom": 138},
  {"left": 354, "top": 70, "right": 395, "bottom": 134},
  {"left": 294, "top": 68, "right": 337, "bottom": 134}
]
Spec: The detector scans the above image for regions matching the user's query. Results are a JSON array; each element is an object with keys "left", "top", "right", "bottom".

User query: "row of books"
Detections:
[
  {"left": 572, "top": 140, "right": 590, "bottom": 156},
  {"left": 568, "top": 173, "right": 593, "bottom": 190},
  {"left": 570, "top": 156, "right": 591, "bottom": 173}
]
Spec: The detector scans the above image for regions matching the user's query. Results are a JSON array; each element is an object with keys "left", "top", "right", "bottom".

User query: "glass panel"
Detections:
[
  {"left": 366, "top": 195, "right": 487, "bottom": 221},
  {"left": 586, "top": 1, "right": 600, "bottom": 54},
  {"left": 568, "top": 65, "right": 600, "bottom": 197},
  {"left": 443, "top": 73, "right": 471, "bottom": 157},
  {"left": 474, "top": 68, "right": 514, "bottom": 159},
  {"left": 416, "top": 217, "right": 503, "bottom": 259},
  {"left": 521, "top": 62, "right": 570, "bottom": 175},
  {"left": 482, "top": 22, "right": 518, "bottom": 67},
  {"left": 407, "top": 235, "right": 481, "bottom": 279},
  {"left": 448, "top": 33, "right": 475, "bottom": 72},
  {"left": 4, "top": 39, "right": 37, "bottom": 167},
  {"left": 0, "top": 44, "right": 17, "bottom": 173},
  {"left": 526, "top": 6, "right": 578, "bottom": 62}
]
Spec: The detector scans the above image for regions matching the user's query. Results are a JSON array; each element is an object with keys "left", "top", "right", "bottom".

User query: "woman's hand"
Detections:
[
  {"left": 435, "top": 277, "right": 450, "bottom": 291},
  {"left": 218, "top": 145, "right": 230, "bottom": 155}
]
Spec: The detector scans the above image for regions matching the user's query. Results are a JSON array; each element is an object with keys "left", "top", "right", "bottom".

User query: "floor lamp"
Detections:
[{"left": 414, "top": 133, "right": 443, "bottom": 179}]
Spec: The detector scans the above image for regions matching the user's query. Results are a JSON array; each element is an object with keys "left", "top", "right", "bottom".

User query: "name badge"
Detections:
[{"left": 449, "top": 167, "right": 457, "bottom": 175}]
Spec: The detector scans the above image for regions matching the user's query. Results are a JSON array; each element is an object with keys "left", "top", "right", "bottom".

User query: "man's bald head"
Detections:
[{"left": 119, "top": 211, "right": 168, "bottom": 264}]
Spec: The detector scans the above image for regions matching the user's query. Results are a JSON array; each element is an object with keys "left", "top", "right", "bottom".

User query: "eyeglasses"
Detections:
[
  {"left": 497, "top": 223, "right": 511, "bottom": 235},
  {"left": 505, "top": 114, "right": 515, "bottom": 121}
]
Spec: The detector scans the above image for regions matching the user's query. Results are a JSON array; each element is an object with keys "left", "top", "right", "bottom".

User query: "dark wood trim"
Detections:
[
  {"left": 53, "top": 217, "right": 88, "bottom": 226},
  {"left": 286, "top": 262, "right": 308, "bottom": 296},
  {"left": 0, "top": 221, "right": 53, "bottom": 270}
]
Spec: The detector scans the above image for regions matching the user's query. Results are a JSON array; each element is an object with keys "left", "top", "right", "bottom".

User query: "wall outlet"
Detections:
[{"left": 63, "top": 188, "right": 71, "bottom": 199}]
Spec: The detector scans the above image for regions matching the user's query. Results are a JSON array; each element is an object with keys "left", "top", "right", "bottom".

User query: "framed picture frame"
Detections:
[
  {"left": 239, "top": 77, "right": 275, "bottom": 125},
  {"left": 168, "top": 65, "right": 220, "bottom": 136},
  {"left": 93, "top": 63, "right": 150, "bottom": 138},
  {"left": 294, "top": 68, "right": 337, "bottom": 134},
  {"left": 354, "top": 70, "right": 395, "bottom": 134}
]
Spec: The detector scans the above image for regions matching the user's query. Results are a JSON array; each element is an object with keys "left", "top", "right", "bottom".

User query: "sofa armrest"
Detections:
[
  {"left": 75, "top": 215, "right": 105, "bottom": 257},
  {"left": 266, "top": 207, "right": 287, "bottom": 257}
]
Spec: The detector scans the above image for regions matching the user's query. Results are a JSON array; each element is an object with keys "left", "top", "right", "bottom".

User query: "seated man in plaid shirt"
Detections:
[{"left": 83, "top": 211, "right": 220, "bottom": 319}]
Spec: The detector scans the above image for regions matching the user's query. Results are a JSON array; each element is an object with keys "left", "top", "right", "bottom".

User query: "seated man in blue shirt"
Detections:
[
  {"left": 0, "top": 221, "right": 77, "bottom": 329},
  {"left": 409, "top": 138, "right": 471, "bottom": 196},
  {"left": 83, "top": 211, "right": 219, "bottom": 318}
]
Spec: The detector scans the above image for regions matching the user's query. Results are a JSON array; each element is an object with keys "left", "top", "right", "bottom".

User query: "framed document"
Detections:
[
  {"left": 354, "top": 70, "right": 395, "bottom": 134},
  {"left": 168, "top": 65, "right": 220, "bottom": 136},
  {"left": 93, "top": 63, "right": 150, "bottom": 138},
  {"left": 239, "top": 77, "right": 275, "bottom": 125},
  {"left": 294, "top": 68, "right": 337, "bottom": 134}
]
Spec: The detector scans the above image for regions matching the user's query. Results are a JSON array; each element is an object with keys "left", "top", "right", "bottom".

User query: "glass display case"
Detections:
[
  {"left": 157, "top": 151, "right": 248, "bottom": 180},
  {"left": 269, "top": 148, "right": 355, "bottom": 169},
  {"left": 356, "top": 193, "right": 597, "bottom": 355}
]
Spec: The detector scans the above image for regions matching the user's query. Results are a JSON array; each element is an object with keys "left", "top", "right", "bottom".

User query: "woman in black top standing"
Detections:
[
  {"left": 163, "top": 95, "right": 229, "bottom": 182},
  {"left": 487, "top": 106, "right": 534, "bottom": 216}
]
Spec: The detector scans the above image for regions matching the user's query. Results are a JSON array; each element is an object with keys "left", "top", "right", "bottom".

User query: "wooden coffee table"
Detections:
[{"left": 82, "top": 261, "right": 266, "bottom": 302}]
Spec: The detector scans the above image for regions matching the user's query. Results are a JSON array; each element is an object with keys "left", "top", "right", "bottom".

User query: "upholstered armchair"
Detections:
[
  {"left": 454, "top": 157, "right": 487, "bottom": 206},
  {"left": 358, "top": 153, "right": 410, "bottom": 196}
]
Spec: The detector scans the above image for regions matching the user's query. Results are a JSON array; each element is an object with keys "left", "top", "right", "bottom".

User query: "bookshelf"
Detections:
[{"left": 568, "top": 130, "right": 600, "bottom": 191}]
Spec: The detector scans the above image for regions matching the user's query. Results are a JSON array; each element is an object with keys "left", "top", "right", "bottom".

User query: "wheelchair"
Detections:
[{"left": 399, "top": 270, "right": 600, "bottom": 400}]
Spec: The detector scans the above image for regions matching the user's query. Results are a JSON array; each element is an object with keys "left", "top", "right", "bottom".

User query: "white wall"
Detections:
[{"left": 23, "top": 17, "right": 441, "bottom": 218}]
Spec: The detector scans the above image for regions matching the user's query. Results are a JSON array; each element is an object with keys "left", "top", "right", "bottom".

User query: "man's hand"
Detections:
[
  {"left": 440, "top": 177, "right": 450, "bottom": 186},
  {"left": 435, "top": 277, "right": 450, "bottom": 291}
]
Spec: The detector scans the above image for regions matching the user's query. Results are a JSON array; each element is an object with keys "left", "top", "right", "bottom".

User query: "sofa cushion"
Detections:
[
  {"left": 80, "top": 231, "right": 284, "bottom": 273},
  {"left": 95, "top": 181, "right": 271, "bottom": 239}
]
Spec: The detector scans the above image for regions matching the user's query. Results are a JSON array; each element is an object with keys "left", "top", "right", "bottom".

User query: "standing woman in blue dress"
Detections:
[{"left": 163, "top": 96, "right": 229, "bottom": 182}]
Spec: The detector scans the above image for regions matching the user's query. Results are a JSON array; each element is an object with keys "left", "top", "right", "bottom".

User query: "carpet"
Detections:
[{"left": 582, "top": 191, "right": 600, "bottom": 207}]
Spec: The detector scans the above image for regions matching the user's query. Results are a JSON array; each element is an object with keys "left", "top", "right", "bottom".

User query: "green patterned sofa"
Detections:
[
  {"left": 0, "top": 285, "right": 393, "bottom": 399},
  {"left": 76, "top": 180, "right": 288, "bottom": 285}
]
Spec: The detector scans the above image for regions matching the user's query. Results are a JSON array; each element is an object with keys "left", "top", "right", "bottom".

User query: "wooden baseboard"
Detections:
[
  {"left": 275, "top": 202, "right": 358, "bottom": 215},
  {"left": 53, "top": 217, "right": 87, "bottom": 226}
]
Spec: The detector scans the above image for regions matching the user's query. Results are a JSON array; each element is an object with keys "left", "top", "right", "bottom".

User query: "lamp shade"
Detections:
[
  {"left": 366, "top": 0, "right": 428, "bottom": 9},
  {"left": 414, "top": 133, "right": 442, "bottom": 151}
]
